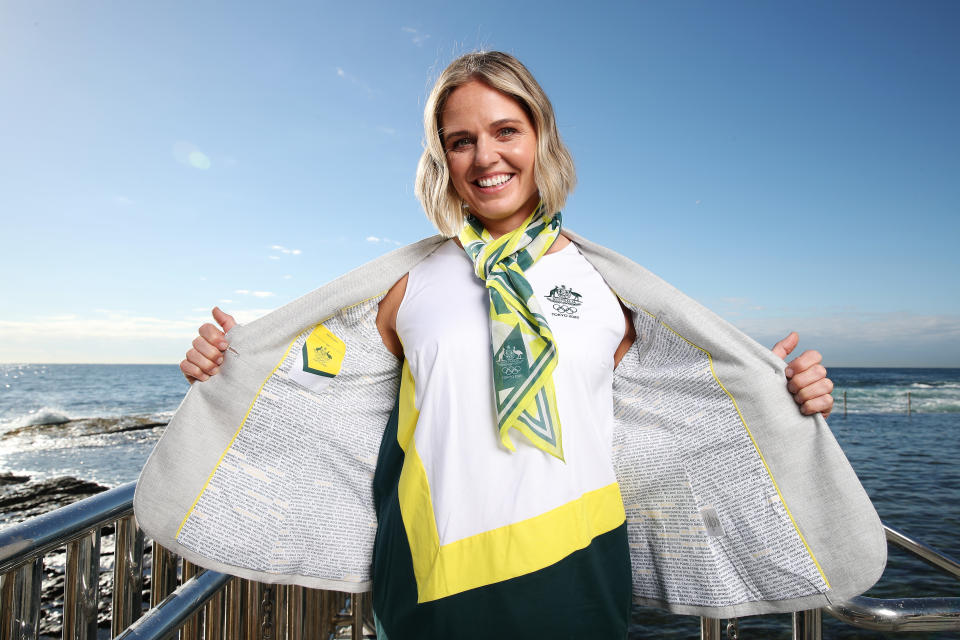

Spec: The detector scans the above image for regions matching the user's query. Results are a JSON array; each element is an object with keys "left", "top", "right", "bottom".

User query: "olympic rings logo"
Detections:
[
  {"left": 553, "top": 304, "right": 579, "bottom": 314},
  {"left": 500, "top": 365, "right": 522, "bottom": 376}
]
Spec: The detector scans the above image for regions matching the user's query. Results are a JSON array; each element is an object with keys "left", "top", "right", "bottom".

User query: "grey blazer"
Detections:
[{"left": 134, "top": 232, "right": 885, "bottom": 618}]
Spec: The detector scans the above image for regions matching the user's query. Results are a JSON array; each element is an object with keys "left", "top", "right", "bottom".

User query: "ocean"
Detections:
[{"left": 2, "top": 364, "right": 958, "bottom": 639}]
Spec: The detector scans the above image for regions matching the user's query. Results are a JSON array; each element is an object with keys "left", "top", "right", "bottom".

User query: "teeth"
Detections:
[{"left": 477, "top": 174, "right": 511, "bottom": 187}]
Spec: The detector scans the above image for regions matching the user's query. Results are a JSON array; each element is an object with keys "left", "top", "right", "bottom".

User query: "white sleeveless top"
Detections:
[{"left": 396, "top": 239, "right": 625, "bottom": 547}]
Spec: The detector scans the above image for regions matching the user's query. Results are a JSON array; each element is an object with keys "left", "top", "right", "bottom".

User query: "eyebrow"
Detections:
[{"left": 441, "top": 118, "right": 525, "bottom": 144}]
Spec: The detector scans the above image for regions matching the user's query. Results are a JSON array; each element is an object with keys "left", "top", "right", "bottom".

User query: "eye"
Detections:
[
  {"left": 497, "top": 127, "right": 519, "bottom": 138},
  {"left": 447, "top": 137, "right": 473, "bottom": 152}
]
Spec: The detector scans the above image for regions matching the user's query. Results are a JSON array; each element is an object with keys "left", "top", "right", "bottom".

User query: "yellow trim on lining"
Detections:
[
  {"left": 395, "top": 361, "right": 626, "bottom": 603},
  {"left": 622, "top": 301, "right": 831, "bottom": 590},
  {"left": 175, "top": 294, "right": 388, "bottom": 539}
]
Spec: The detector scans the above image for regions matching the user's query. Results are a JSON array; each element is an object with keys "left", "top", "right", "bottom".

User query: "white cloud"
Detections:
[
  {"left": 0, "top": 313, "right": 202, "bottom": 340},
  {"left": 113, "top": 195, "right": 135, "bottom": 206},
  {"left": 234, "top": 289, "right": 274, "bottom": 298},
  {"left": 335, "top": 67, "right": 374, "bottom": 96},
  {"left": 366, "top": 236, "right": 402, "bottom": 246},
  {"left": 282, "top": 275, "right": 292, "bottom": 280},
  {"left": 401, "top": 26, "right": 430, "bottom": 46},
  {"left": 270, "top": 244, "right": 301, "bottom": 256},
  {"left": 234, "top": 289, "right": 249, "bottom": 295},
  {"left": 172, "top": 141, "right": 212, "bottom": 170},
  {"left": 0, "top": 309, "right": 280, "bottom": 363},
  {"left": 269, "top": 256, "right": 280, "bottom": 260},
  {"left": 729, "top": 311, "right": 960, "bottom": 366}
]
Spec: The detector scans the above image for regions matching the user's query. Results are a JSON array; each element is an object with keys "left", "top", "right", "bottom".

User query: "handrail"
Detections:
[
  {"left": 822, "top": 525, "right": 960, "bottom": 632},
  {"left": 114, "top": 570, "right": 233, "bottom": 640},
  {"left": 0, "top": 482, "right": 136, "bottom": 574},
  {"left": 885, "top": 525, "right": 960, "bottom": 580},
  {"left": 825, "top": 596, "right": 960, "bottom": 632},
  {"left": 2, "top": 482, "right": 960, "bottom": 639}
]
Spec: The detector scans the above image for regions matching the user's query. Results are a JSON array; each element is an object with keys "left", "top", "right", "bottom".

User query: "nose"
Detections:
[{"left": 473, "top": 134, "right": 499, "bottom": 168}]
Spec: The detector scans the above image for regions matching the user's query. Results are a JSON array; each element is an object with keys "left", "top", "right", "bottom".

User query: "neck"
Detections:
[{"left": 469, "top": 193, "right": 541, "bottom": 239}]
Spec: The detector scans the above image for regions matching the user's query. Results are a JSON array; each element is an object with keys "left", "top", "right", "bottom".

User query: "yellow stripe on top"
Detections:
[{"left": 395, "top": 360, "right": 626, "bottom": 603}]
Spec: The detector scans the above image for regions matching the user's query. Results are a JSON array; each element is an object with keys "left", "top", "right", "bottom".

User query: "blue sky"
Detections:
[{"left": 1, "top": 1, "right": 957, "bottom": 366}]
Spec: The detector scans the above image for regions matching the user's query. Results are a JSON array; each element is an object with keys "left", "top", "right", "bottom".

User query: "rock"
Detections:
[
  {"left": 0, "top": 476, "right": 109, "bottom": 526},
  {"left": 1, "top": 416, "right": 167, "bottom": 441},
  {"left": 0, "top": 471, "right": 30, "bottom": 485}
]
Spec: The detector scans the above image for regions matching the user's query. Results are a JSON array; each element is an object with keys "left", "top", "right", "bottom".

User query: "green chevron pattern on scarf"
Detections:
[{"left": 458, "top": 203, "right": 564, "bottom": 460}]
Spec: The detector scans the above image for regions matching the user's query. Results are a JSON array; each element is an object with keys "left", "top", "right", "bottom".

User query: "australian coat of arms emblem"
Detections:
[{"left": 545, "top": 284, "right": 583, "bottom": 318}]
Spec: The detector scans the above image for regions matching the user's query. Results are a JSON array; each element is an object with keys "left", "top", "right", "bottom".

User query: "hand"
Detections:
[
  {"left": 772, "top": 331, "right": 834, "bottom": 419},
  {"left": 180, "top": 307, "right": 236, "bottom": 383}
]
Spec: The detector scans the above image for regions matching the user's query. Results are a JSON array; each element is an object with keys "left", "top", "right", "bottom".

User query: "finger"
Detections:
[
  {"left": 787, "top": 364, "right": 828, "bottom": 394},
  {"left": 212, "top": 307, "right": 237, "bottom": 333},
  {"left": 180, "top": 359, "right": 210, "bottom": 383},
  {"left": 186, "top": 348, "right": 221, "bottom": 376},
  {"left": 800, "top": 394, "right": 834, "bottom": 417},
  {"left": 192, "top": 335, "right": 224, "bottom": 364},
  {"left": 198, "top": 323, "right": 229, "bottom": 351},
  {"left": 793, "top": 377, "right": 834, "bottom": 405},
  {"left": 771, "top": 331, "right": 799, "bottom": 360},
  {"left": 785, "top": 349, "right": 822, "bottom": 377}
]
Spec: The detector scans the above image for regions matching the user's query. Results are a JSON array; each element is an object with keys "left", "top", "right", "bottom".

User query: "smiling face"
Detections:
[{"left": 440, "top": 79, "right": 540, "bottom": 236}]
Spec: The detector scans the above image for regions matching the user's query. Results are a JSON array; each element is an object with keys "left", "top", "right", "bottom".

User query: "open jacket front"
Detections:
[{"left": 134, "top": 231, "right": 886, "bottom": 619}]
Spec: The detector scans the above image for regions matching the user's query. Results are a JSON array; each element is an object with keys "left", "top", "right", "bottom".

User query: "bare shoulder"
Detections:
[
  {"left": 547, "top": 233, "right": 572, "bottom": 254},
  {"left": 376, "top": 274, "right": 408, "bottom": 359}
]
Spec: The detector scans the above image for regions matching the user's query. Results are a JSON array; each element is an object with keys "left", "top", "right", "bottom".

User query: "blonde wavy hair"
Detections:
[{"left": 415, "top": 51, "right": 577, "bottom": 237}]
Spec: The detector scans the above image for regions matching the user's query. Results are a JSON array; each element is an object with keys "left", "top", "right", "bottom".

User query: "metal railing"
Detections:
[
  {"left": 1, "top": 482, "right": 958, "bottom": 640},
  {"left": 0, "top": 482, "right": 373, "bottom": 640}
]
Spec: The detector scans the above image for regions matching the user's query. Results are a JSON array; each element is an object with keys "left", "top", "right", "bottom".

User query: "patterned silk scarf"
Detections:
[{"left": 458, "top": 203, "right": 565, "bottom": 461}]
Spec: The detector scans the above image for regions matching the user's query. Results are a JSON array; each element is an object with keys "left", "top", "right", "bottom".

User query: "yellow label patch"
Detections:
[{"left": 301, "top": 325, "right": 346, "bottom": 378}]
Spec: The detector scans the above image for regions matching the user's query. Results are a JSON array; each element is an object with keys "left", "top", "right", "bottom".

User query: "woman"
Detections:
[{"left": 174, "top": 52, "right": 853, "bottom": 639}]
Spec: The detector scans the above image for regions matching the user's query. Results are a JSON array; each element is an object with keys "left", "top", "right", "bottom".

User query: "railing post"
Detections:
[
  {"left": 64, "top": 529, "right": 101, "bottom": 640},
  {"left": 322, "top": 590, "right": 337, "bottom": 639},
  {"left": 244, "top": 580, "right": 262, "bottom": 640},
  {"left": 285, "top": 585, "right": 303, "bottom": 640},
  {"left": 700, "top": 616, "right": 722, "bottom": 640},
  {"left": 350, "top": 592, "right": 369, "bottom": 640},
  {"left": 793, "top": 608, "right": 822, "bottom": 639},
  {"left": 203, "top": 587, "right": 224, "bottom": 640},
  {"left": 8, "top": 559, "right": 41, "bottom": 640},
  {"left": 273, "top": 586, "right": 287, "bottom": 640},
  {"left": 150, "top": 542, "right": 178, "bottom": 608},
  {"left": 1, "top": 571, "right": 15, "bottom": 640},
  {"left": 181, "top": 561, "right": 201, "bottom": 640},
  {"left": 302, "top": 589, "right": 320, "bottom": 640},
  {"left": 112, "top": 515, "right": 145, "bottom": 637},
  {"left": 0, "top": 571, "right": 16, "bottom": 640},
  {"left": 224, "top": 578, "right": 244, "bottom": 640}
]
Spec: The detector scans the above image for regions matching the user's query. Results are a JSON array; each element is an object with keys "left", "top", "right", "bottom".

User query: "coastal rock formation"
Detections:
[
  {"left": 1, "top": 416, "right": 167, "bottom": 441},
  {"left": 0, "top": 475, "right": 109, "bottom": 525}
]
